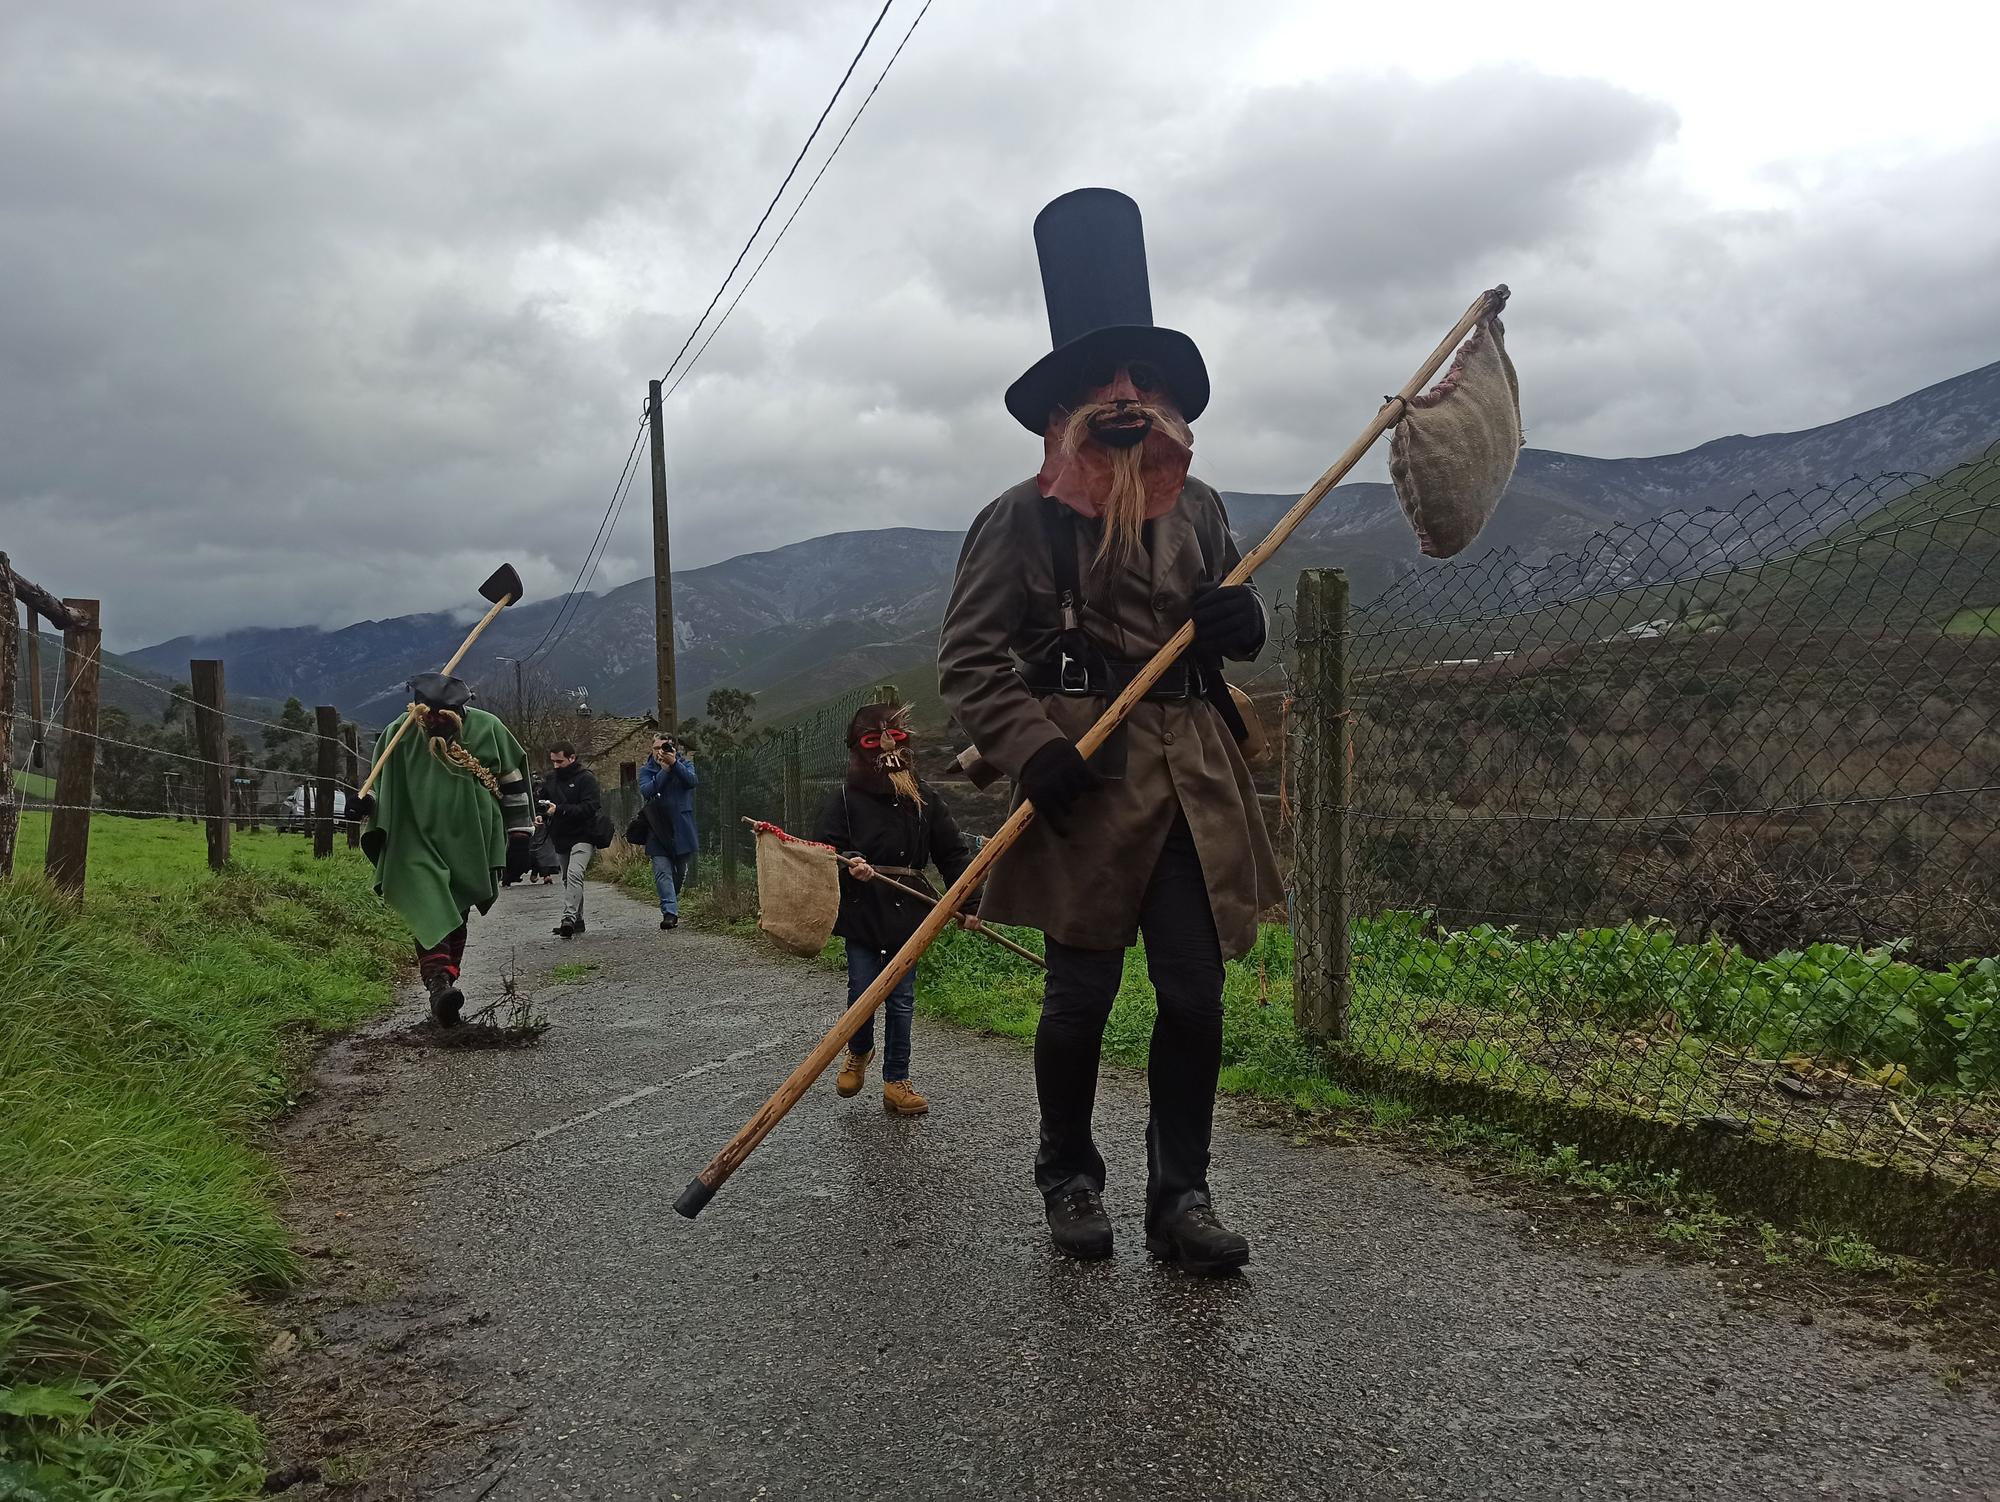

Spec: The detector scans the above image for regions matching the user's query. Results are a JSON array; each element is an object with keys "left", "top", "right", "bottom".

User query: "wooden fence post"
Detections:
[
  {"left": 25, "top": 607, "right": 43, "bottom": 769},
  {"left": 191, "top": 659, "right": 231, "bottom": 871},
  {"left": 313, "top": 706, "right": 339, "bottom": 857},
  {"left": 44, "top": 598, "right": 101, "bottom": 897},
  {"left": 1292, "top": 570, "right": 1351, "bottom": 1043},
  {"left": 342, "top": 724, "right": 361, "bottom": 848},
  {"left": 0, "top": 554, "right": 16, "bottom": 878}
]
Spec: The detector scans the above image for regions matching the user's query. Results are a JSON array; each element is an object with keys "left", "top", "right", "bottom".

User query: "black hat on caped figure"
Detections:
[
  {"left": 1004, "top": 187, "right": 1210, "bottom": 433},
  {"left": 408, "top": 672, "right": 472, "bottom": 714}
]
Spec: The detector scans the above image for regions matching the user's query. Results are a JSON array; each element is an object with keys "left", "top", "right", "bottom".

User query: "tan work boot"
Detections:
[
  {"left": 882, "top": 1079, "right": 930, "bottom": 1117},
  {"left": 835, "top": 1048, "right": 874, "bottom": 1098}
]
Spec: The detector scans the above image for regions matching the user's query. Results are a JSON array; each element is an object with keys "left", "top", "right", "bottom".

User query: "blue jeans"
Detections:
[
  {"left": 649, "top": 849, "right": 694, "bottom": 917},
  {"left": 846, "top": 945, "right": 915, "bottom": 1083}
]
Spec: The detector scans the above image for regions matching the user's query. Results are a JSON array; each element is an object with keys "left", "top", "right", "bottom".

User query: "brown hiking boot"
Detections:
[
  {"left": 882, "top": 1079, "right": 929, "bottom": 1116},
  {"left": 835, "top": 1048, "right": 874, "bottom": 1098}
]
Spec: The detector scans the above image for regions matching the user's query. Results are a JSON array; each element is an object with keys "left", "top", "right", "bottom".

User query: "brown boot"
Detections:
[
  {"left": 882, "top": 1079, "right": 929, "bottom": 1117},
  {"left": 835, "top": 1048, "right": 874, "bottom": 1098}
]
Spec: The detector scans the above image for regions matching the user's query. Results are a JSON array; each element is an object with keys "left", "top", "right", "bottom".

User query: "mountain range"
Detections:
[{"left": 130, "top": 358, "right": 2000, "bottom": 726}]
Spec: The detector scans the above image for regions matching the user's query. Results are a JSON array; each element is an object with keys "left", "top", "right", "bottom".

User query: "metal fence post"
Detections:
[
  {"left": 718, "top": 754, "right": 739, "bottom": 907},
  {"left": 782, "top": 729, "right": 803, "bottom": 833},
  {"left": 1293, "top": 569, "right": 1350, "bottom": 1042}
]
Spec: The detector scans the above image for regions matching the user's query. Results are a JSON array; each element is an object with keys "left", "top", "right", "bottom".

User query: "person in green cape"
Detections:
[{"left": 350, "top": 672, "right": 535, "bottom": 1027}]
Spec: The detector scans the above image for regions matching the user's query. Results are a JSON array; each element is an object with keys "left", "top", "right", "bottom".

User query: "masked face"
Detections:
[
  {"left": 1035, "top": 363, "right": 1194, "bottom": 569},
  {"left": 846, "top": 706, "right": 922, "bottom": 806}
]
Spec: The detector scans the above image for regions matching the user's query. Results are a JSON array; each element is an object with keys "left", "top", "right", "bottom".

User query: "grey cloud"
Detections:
[{"left": 2, "top": 3, "right": 1995, "bottom": 652}]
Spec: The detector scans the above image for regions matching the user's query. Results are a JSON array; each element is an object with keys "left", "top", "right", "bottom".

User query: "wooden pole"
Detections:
[
  {"left": 313, "top": 706, "right": 339, "bottom": 858},
  {"left": 44, "top": 599, "right": 101, "bottom": 897},
  {"left": 0, "top": 554, "right": 16, "bottom": 878},
  {"left": 25, "top": 608, "right": 44, "bottom": 770},
  {"left": 742, "top": 817, "right": 1046, "bottom": 970},
  {"left": 342, "top": 724, "right": 361, "bottom": 848},
  {"left": 360, "top": 592, "right": 516, "bottom": 804},
  {"left": 672, "top": 285, "right": 1511, "bottom": 1217},
  {"left": 191, "top": 659, "right": 231, "bottom": 871},
  {"left": 649, "top": 380, "right": 678, "bottom": 731}
]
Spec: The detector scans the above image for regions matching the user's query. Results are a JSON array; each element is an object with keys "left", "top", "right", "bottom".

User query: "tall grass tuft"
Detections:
[{"left": 0, "top": 825, "right": 405, "bottom": 1499}]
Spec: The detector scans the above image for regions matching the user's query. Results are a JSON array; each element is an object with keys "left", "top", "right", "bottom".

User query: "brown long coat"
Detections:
[{"left": 938, "top": 476, "right": 1283, "bottom": 960}]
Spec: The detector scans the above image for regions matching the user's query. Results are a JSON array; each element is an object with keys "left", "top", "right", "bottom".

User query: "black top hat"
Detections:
[
  {"left": 408, "top": 672, "right": 472, "bottom": 714},
  {"left": 1004, "top": 187, "right": 1209, "bottom": 433}
]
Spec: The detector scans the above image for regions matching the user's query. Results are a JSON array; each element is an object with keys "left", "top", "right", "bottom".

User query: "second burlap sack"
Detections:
[{"left": 1388, "top": 315, "right": 1522, "bottom": 559}]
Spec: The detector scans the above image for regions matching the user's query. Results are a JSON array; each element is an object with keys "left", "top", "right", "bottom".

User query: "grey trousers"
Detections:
[{"left": 561, "top": 842, "right": 594, "bottom": 924}]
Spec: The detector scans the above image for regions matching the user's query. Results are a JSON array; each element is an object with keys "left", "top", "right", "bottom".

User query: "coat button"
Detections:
[
  {"left": 1152, "top": 593, "right": 1170, "bottom": 614},
  {"left": 1162, "top": 731, "right": 1176, "bottom": 746}
]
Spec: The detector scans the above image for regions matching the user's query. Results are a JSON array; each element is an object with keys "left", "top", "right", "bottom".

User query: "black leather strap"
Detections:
[{"left": 1021, "top": 657, "right": 1197, "bottom": 700}]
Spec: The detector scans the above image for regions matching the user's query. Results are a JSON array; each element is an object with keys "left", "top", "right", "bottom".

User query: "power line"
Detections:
[
  {"left": 521, "top": 417, "right": 649, "bottom": 666},
  {"left": 528, "top": 436, "right": 649, "bottom": 667},
  {"left": 655, "top": 0, "right": 898, "bottom": 392},
  {"left": 664, "top": 0, "right": 936, "bottom": 402}
]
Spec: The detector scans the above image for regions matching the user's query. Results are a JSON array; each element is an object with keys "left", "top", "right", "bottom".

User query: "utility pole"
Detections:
[{"left": 648, "top": 380, "right": 678, "bottom": 731}]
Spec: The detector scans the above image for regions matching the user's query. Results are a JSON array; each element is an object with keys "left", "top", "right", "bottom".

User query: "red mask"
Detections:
[{"left": 1034, "top": 365, "right": 1193, "bottom": 524}]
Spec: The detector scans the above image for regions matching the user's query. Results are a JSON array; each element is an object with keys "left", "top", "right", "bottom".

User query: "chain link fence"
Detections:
[
  {"left": 599, "top": 683, "right": 888, "bottom": 907},
  {"left": 1281, "top": 444, "right": 2000, "bottom": 1192}
]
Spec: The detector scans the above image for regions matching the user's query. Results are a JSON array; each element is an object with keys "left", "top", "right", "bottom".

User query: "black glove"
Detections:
[
  {"left": 1019, "top": 739, "right": 1102, "bottom": 836},
  {"left": 1190, "top": 584, "right": 1265, "bottom": 660},
  {"left": 349, "top": 791, "right": 377, "bottom": 821}
]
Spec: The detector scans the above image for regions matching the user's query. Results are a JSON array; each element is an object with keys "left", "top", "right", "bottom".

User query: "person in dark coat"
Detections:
[
  {"left": 938, "top": 188, "right": 1280, "bottom": 1275},
  {"left": 639, "top": 731, "right": 699, "bottom": 930},
  {"left": 536, "top": 742, "right": 601, "bottom": 938},
  {"left": 813, "top": 702, "right": 980, "bottom": 1117}
]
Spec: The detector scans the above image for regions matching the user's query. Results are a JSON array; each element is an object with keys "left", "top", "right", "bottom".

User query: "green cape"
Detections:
[{"left": 360, "top": 706, "right": 529, "bottom": 947}]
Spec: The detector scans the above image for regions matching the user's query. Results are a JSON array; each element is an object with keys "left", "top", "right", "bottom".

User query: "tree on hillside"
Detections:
[
  {"left": 93, "top": 706, "right": 195, "bottom": 814},
  {"left": 261, "top": 697, "right": 318, "bottom": 778},
  {"left": 706, "top": 688, "right": 756, "bottom": 739},
  {"left": 482, "top": 661, "right": 572, "bottom": 766}
]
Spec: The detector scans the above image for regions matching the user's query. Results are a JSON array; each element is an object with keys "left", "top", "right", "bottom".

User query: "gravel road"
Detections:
[{"left": 310, "top": 878, "right": 1999, "bottom": 1500}]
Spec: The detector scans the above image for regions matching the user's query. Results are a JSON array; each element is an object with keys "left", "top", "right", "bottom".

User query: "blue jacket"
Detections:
[{"left": 638, "top": 753, "right": 699, "bottom": 857}]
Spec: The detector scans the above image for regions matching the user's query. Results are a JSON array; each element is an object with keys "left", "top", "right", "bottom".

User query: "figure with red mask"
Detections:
[
  {"left": 939, "top": 189, "right": 1282, "bottom": 1274},
  {"left": 814, "top": 702, "right": 981, "bottom": 1117}
]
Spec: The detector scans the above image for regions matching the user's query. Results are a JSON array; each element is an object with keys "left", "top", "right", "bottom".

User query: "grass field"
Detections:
[
  {"left": 1946, "top": 605, "right": 2000, "bottom": 636},
  {"left": 0, "top": 815, "right": 405, "bottom": 1500}
]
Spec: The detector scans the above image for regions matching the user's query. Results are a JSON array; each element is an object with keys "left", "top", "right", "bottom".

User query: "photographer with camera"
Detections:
[{"left": 638, "top": 732, "right": 699, "bottom": 931}]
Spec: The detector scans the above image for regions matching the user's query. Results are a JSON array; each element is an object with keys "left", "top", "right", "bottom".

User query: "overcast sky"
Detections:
[{"left": 5, "top": 0, "right": 1999, "bottom": 649}]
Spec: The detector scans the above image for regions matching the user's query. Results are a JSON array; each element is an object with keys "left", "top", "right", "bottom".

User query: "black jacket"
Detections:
[
  {"left": 537, "top": 763, "right": 601, "bottom": 851},
  {"left": 814, "top": 781, "right": 979, "bottom": 954}
]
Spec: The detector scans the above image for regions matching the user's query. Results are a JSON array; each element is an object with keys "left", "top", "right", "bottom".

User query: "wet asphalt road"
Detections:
[{"left": 349, "top": 880, "right": 1999, "bottom": 1501}]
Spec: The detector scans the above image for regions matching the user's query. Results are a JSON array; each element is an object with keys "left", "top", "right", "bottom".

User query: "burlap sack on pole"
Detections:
[
  {"left": 752, "top": 821, "right": 841, "bottom": 958},
  {"left": 1388, "top": 314, "right": 1522, "bottom": 559}
]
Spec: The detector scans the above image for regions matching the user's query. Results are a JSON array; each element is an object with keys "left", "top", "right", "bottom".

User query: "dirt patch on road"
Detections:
[{"left": 251, "top": 1034, "right": 520, "bottom": 1499}]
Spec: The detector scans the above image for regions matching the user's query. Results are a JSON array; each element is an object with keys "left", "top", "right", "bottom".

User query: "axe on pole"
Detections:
[
  {"left": 674, "top": 286, "right": 1512, "bottom": 1219},
  {"left": 357, "top": 564, "right": 525, "bottom": 800}
]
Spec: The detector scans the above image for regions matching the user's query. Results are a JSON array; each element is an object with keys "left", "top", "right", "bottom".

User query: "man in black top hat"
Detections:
[{"left": 939, "top": 188, "right": 1283, "bottom": 1274}]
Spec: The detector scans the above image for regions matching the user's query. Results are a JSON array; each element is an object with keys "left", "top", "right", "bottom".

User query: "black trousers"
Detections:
[{"left": 1034, "top": 815, "right": 1225, "bottom": 1226}]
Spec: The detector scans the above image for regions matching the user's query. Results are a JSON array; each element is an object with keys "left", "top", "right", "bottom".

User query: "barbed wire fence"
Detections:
[{"left": 1277, "top": 443, "right": 2000, "bottom": 1207}]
